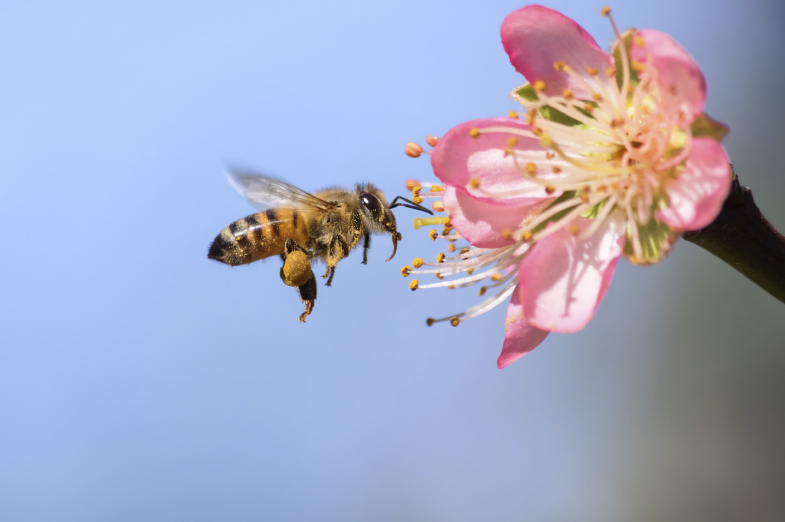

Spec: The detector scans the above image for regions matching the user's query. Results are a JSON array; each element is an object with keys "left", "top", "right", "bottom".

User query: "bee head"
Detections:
[{"left": 356, "top": 184, "right": 401, "bottom": 262}]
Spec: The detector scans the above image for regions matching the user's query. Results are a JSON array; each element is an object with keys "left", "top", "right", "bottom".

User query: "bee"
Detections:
[{"left": 208, "top": 170, "right": 431, "bottom": 322}]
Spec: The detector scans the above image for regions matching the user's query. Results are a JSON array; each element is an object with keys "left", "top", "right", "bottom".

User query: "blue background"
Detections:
[{"left": 1, "top": 1, "right": 784, "bottom": 520}]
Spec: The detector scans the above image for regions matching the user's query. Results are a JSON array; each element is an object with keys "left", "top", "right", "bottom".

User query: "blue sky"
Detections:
[{"left": 1, "top": 1, "right": 784, "bottom": 520}]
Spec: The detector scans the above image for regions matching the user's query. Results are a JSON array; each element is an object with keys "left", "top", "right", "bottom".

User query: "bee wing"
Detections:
[{"left": 226, "top": 169, "right": 334, "bottom": 212}]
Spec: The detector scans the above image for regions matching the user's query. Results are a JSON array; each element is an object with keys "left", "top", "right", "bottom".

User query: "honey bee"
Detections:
[{"left": 208, "top": 169, "right": 431, "bottom": 322}]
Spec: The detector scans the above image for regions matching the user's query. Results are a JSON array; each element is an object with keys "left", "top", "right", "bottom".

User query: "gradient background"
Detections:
[{"left": 1, "top": 1, "right": 784, "bottom": 520}]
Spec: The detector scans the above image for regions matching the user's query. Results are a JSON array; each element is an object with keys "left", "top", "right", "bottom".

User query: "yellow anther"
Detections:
[
  {"left": 526, "top": 109, "right": 537, "bottom": 125},
  {"left": 563, "top": 64, "right": 572, "bottom": 72},
  {"left": 412, "top": 196, "right": 423, "bottom": 204},
  {"left": 430, "top": 185, "right": 444, "bottom": 192},
  {"left": 491, "top": 274, "right": 503, "bottom": 282},
  {"left": 459, "top": 247, "right": 470, "bottom": 256},
  {"left": 432, "top": 200, "right": 445, "bottom": 212},
  {"left": 426, "top": 318, "right": 435, "bottom": 326},
  {"left": 586, "top": 66, "right": 598, "bottom": 76},
  {"left": 450, "top": 317, "right": 460, "bottom": 327},
  {"left": 606, "top": 67, "right": 616, "bottom": 77},
  {"left": 413, "top": 216, "right": 450, "bottom": 230},
  {"left": 507, "top": 137, "right": 518, "bottom": 148},
  {"left": 597, "top": 185, "right": 607, "bottom": 194},
  {"left": 436, "top": 253, "right": 446, "bottom": 263},
  {"left": 405, "top": 179, "right": 421, "bottom": 190},
  {"left": 426, "top": 135, "right": 440, "bottom": 147},
  {"left": 400, "top": 266, "right": 412, "bottom": 277},
  {"left": 478, "top": 287, "right": 487, "bottom": 297},
  {"left": 545, "top": 151, "right": 555, "bottom": 159},
  {"left": 469, "top": 178, "right": 480, "bottom": 189},
  {"left": 601, "top": 6, "right": 611, "bottom": 16},
  {"left": 553, "top": 60, "right": 565, "bottom": 71},
  {"left": 634, "top": 35, "right": 645, "bottom": 48},
  {"left": 412, "top": 185, "right": 421, "bottom": 195},
  {"left": 545, "top": 185, "right": 556, "bottom": 194},
  {"left": 552, "top": 166, "right": 562, "bottom": 174},
  {"left": 580, "top": 192, "right": 590, "bottom": 203},
  {"left": 532, "top": 127, "right": 543, "bottom": 137},
  {"left": 443, "top": 221, "right": 452, "bottom": 230},
  {"left": 435, "top": 273, "right": 444, "bottom": 280},
  {"left": 404, "top": 142, "right": 423, "bottom": 158},
  {"left": 466, "top": 268, "right": 474, "bottom": 275},
  {"left": 448, "top": 285, "right": 455, "bottom": 289},
  {"left": 508, "top": 110, "right": 519, "bottom": 119},
  {"left": 562, "top": 88, "right": 574, "bottom": 100},
  {"left": 448, "top": 243, "right": 455, "bottom": 252},
  {"left": 429, "top": 229, "right": 438, "bottom": 240},
  {"left": 469, "top": 127, "right": 480, "bottom": 139},
  {"left": 412, "top": 257, "right": 424, "bottom": 268},
  {"left": 525, "top": 163, "right": 537, "bottom": 175},
  {"left": 631, "top": 61, "right": 645, "bottom": 72},
  {"left": 501, "top": 228, "right": 513, "bottom": 240},
  {"left": 592, "top": 92, "right": 603, "bottom": 102},
  {"left": 583, "top": 103, "right": 594, "bottom": 113},
  {"left": 522, "top": 231, "right": 533, "bottom": 242},
  {"left": 570, "top": 223, "right": 581, "bottom": 235},
  {"left": 533, "top": 80, "right": 546, "bottom": 92},
  {"left": 409, "top": 279, "right": 419, "bottom": 290}
]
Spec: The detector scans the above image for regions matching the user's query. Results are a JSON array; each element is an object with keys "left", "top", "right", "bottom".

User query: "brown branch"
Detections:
[{"left": 682, "top": 166, "right": 785, "bottom": 304}]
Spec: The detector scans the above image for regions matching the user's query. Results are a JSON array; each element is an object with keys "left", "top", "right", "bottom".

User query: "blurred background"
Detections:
[{"left": 1, "top": 0, "right": 784, "bottom": 520}]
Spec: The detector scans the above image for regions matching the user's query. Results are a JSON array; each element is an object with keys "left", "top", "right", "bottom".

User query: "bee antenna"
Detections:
[{"left": 389, "top": 196, "right": 434, "bottom": 215}]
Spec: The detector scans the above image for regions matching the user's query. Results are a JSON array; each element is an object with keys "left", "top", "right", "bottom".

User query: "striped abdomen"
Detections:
[{"left": 208, "top": 208, "right": 311, "bottom": 266}]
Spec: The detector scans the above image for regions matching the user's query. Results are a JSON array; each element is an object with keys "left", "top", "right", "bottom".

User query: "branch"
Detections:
[{"left": 682, "top": 166, "right": 785, "bottom": 304}]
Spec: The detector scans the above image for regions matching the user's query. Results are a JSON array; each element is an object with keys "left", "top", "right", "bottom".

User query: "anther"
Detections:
[
  {"left": 507, "top": 137, "right": 518, "bottom": 148},
  {"left": 448, "top": 285, "right": 455, "bottom": 289},
  {"left": 545, "top": 185, "right": 556, "bottom": 194},
  {"left": 501, "top": 228, "right": 513, "bottom": 240},
  {"left": 409, "top": 280, "right": 419, "bottom": 291},
  {"left": 429, "top": 229, "right": 438, "bottom": 240},
  {"left": 522, "top": 231, "right": 533, "bottom": 242},
  {"left": 592, "top": 92, "right": 603, "bottom": 102},
  {"left": 491, "top": 274, "right": 503, "bottom": 282},
  {"left": 553, "top": 61, "right": 565, "bottom": 71},
  {"left": 526, "top": 109, "right": 537, "bottom": 125},
  {"left": 404, "top": 142, "right": 423, "bottom": 158},
  {"left": 426, "top": 135, "right": 440, "bottom": 147},
  {"left": 570, "top": 223, "right": 581, "bottom": 235},
  {"left": 508, "top": 110, "right": 519, "bottom": 119},
  {"left": 545, "top": 152, "right": 555, "bottom": 159},
  {"left": 400, "top": 266, "right": 412, "bottom": 277},
  {"left": 426, "top": 318, "right": 435, "bottom": 326},
  {"left": 632, "top": 61, "right": 645, "bottom": 72},
  {"left": 448, "top": 243, "right": 455, "bottom": 252},
  {"left": 606, "top": 67, "right": 616, "bottom": 77},
  {"left": 466, "top": 268, "right": 474, "bottom": 275},
  {"left": 469, "top": 178, "right": 480, "bottom": 189},
  {"left": 587, "top": 66, "right": 598, "bottom": 75},
  {"left": 436, "top": 253, "right": 446, "bottom": 263},
  {"left": 430, "top": 185, "right": 444, "bottom": 192},
  {"left": 634, "top": 35, "right": 645, "bottom": 48},
  {"left": 525, "top": 163, "right": 537, "bottom": 175},
  {"left": 450, "top": 317, "right": 460, "bottom": 327},
  {"left": 435, "top": 273, "right": 444, "bottom": 280},
  {"left": 405, "top": 179, "right": 421, "bottom": 190},
  {"left": 601, "top": 6, "right": 611, "bottom": 16},
  {"left": 583, "top": 103, "right": 594, "bottom": 113},
  {"left": 478, "top": 287, "right": 487, "bottom": 296},
  {"left": 533, "top": 80, "right": 546, "bottom": 92},
  {"left": 432, "top": 200, "right": 444, "bottom": 212},
  {"left": 469, "top": 128, "right": 480, "bottom": 139},
  {"left": 562, "top": 88, "right": 574, "bottom": 100},
  {"left": 552, "top": 166, "right": 562, "bottom": 174},
  {"left": 532, "top": 127, "right": 543, "bottom": 137},
  {"left": 460, "top": 247, "right": 470, "bottom": 256},
  {"left": 412, "top": 195, "right": 424, "bottom": 204},
  {"left": 412, "top": 257, "right": 424, "bottom": 268}
]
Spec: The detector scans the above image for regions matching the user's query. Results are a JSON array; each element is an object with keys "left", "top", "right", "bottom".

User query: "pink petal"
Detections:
[
  {"left": 655, "top": 138, "right": 731, "bottom": 231},
  {"left": 501, "top": 5, "right": 613, "bottom": 98},
  {"left": 519, "top": 213, "right": 626, "bottom": 333},
  {"left": 431, "top": 117, "right": 555, "bottom": 205},
  {"left": 631, "top": 29, "right": 706, "bottom": 121},
  {"left": 442, "top": 186, "right": 550, "bottom": 248},
  {"left": 497, "top": 286, "right": 550, "bottom": 369}
]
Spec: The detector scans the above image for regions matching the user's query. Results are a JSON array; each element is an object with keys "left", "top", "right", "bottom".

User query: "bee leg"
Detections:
[
  {"left": 296, "top": 276, "right": 317, "bottom": 322},
  {"left": 361, "top": 233, "right": 370, "bottom": 265},
  {"left": 323, "top": 235, "right": 348, "bottom": 287}
]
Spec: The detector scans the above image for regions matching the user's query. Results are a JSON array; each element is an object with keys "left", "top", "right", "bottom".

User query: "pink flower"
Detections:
[{"left": 404, "top": 6, "right": 731, "bottom": 368}]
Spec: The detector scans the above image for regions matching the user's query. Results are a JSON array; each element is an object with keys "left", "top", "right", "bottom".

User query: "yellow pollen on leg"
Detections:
[
  {"left": 508, "top": 110, "right": 519, "bottom": 119},
  {"left": 469, "top": 128, "right": 480, "bottom": 139},
  {"left": 450, "top": 317, "right": 460, "bottom": 327},
  {"left": 412, "top": 257, "right": 424, "bottom": 268},
  {"left": 533, "top": 80, "right": 546, "bottom": 92},
  {"left": 400, "top": 266, "right": 412, "bottom": 277},
  {"left": 490, "top": 274, "right": 503, "bottom": 282},
  {"left": 426, "top": 135, "right": 440, "bottom": 147},
  {"left": 409, "top": 280, "right": 419, "bottom": 290}
]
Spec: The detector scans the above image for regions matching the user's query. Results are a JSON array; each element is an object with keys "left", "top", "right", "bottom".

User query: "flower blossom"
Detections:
[{"left": 402, "top": 5, "right": 731, "bottom": 368}]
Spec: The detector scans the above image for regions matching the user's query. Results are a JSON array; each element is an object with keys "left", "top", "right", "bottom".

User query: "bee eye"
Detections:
[{"left": 360, "top": 193, "right": 382, "bottom": 217}]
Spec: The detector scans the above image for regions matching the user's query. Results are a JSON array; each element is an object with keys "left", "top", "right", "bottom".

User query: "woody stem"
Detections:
[{"left": 682, "top": 166, "right": 785, "bottom": 304}]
